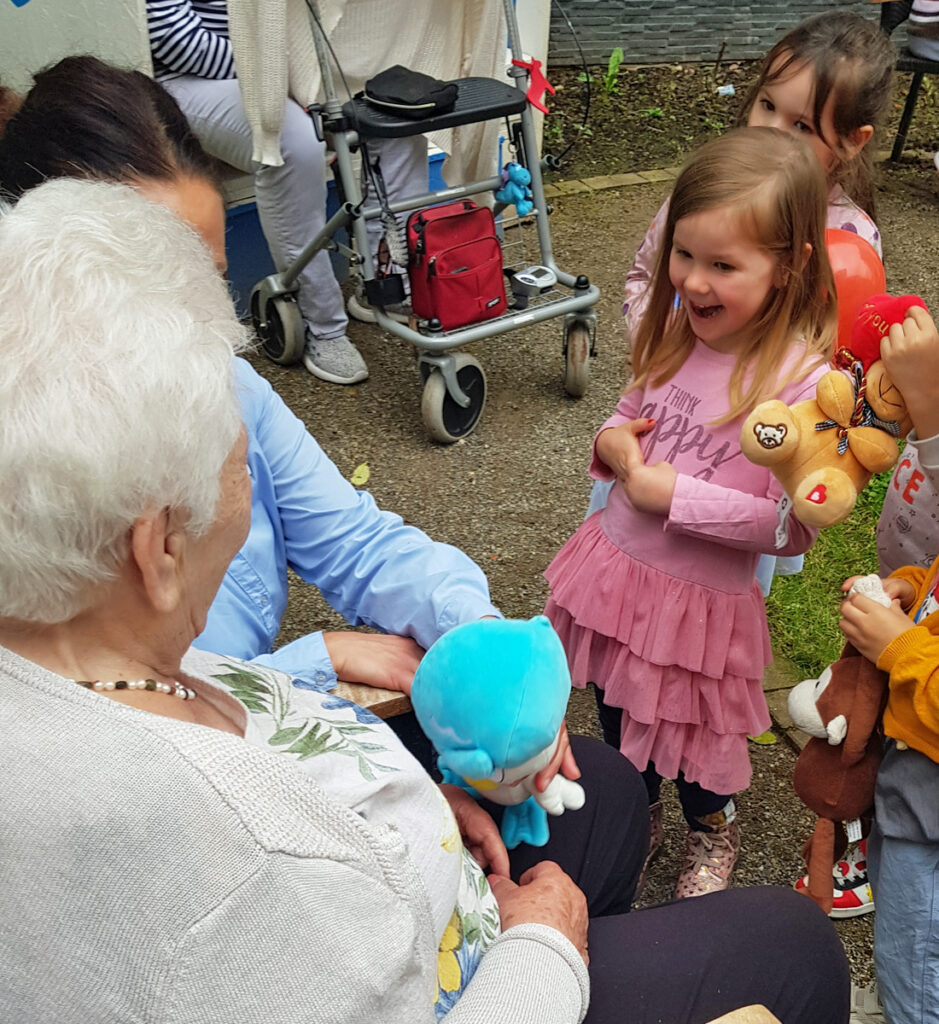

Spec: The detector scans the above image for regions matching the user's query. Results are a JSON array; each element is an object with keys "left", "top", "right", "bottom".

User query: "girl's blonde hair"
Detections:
[
  {"left": 630, "top": 127, "right": 836, "bottom": 423},
  {"left": 739, "top": 11, "right": 895, "bottom": 218}
]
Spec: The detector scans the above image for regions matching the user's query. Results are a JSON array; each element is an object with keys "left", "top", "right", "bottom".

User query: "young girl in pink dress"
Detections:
[
  {"left": 545, "top": 126, "right": 838, "bottom": 899},
  {"left": 624, "top": 11, "right": 894, "bottom": 336},
  {"left": 609, "top": 12, "right": 895, "bottom": 616}
]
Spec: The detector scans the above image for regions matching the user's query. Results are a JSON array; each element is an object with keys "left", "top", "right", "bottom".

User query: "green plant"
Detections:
[
  {"left": 573, "top": 122, "right": 593, "bottom": 138},
  {"left": 702, "top": 115, "right": 724, "bottom": 132},
  {"left": 601, "top": 47, "right": 624, "bottom": 96},
  {"left": 543, "top": 118, "right": 563, "bottom": 146},
  {"left": 766, "top": 466, "right": 894, "bottom": 677},
  {"left": 641, "top": 106, "right": 664, "bottom": 119}
]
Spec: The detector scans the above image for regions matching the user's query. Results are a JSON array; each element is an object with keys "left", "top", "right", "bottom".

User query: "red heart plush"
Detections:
[
  {"left": 848, "top": 293, "right": 928, "bottom": 371},
  {"left": 807, "top": 484, "right": 827, "bottom": 505}
]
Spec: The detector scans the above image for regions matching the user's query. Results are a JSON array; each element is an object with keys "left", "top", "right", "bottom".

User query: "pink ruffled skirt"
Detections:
[{"left": 545, "top": 513, "right": 772, "bottom": 795}]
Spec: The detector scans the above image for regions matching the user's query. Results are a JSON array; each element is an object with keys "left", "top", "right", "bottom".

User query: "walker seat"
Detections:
[{"left": 342, "top": 77, "right": 527, "bottom": 139}]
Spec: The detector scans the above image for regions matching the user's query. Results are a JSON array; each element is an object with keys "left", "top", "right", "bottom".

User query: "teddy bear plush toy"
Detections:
[
  {"left": 410, "top": 615, "right": 585, "bottom": 849},
  {"left": 786, "top": 575, "right": 891, "bottom": 913},
  {"left": 740, "top": 293, "right": 924, "bottom": 529}
]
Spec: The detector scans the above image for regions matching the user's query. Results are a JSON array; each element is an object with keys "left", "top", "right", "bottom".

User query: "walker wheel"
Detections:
[
  {"left": 420, "top": 354, "right": 487, "bottom": 444},
  {"left": 563, "top": 320, "right": 591, "bottom": 397},
  {"left": 251, "top": 291, "right": 304, "bottom": 365}
]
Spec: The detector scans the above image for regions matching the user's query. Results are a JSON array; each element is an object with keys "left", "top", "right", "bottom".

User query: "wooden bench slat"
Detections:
[{"left": 331, "top": 680, "right": 413, "bottom": 719}]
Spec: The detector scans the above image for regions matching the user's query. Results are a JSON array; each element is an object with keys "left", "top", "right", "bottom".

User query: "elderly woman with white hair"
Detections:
[{"left": 0, "top": 179, "right": 850, "bottom": 1024}]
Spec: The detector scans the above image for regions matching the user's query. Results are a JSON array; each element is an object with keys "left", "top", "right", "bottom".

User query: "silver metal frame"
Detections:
[{"left": 251, "top": 0, "right": 599, "bottom": 411}]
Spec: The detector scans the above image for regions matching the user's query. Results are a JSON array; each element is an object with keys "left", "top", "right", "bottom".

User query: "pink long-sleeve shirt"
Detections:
[{"left": 591, "top": 340, "right": 827, "bottom": 594}]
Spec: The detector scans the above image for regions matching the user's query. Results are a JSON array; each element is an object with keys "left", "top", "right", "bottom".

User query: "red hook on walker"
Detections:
[{"left": 512, "top": 57, "right": 555, "bottom": 114}]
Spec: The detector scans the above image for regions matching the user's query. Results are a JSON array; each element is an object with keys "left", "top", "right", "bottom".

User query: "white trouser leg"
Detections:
[{"left": 163, "top": 75, "right": 347, "bottom": 342}]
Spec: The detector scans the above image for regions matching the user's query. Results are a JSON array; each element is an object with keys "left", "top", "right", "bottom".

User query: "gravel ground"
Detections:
[{"left": 251, "top": 159, "right": 939, "bottom": 985}]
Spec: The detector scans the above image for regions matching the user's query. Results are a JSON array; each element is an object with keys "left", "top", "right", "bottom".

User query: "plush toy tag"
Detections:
[
  {"left": 846, "top": 817, "right": 863, "bottom": 843},
  {"left": 774, "top": 494, "right": 793, "bottom": 549}
]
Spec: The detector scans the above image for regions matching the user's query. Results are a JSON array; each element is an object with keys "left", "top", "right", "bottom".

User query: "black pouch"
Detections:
[{"left": 363, "top": 65, "right": 458, "bottom": 119}]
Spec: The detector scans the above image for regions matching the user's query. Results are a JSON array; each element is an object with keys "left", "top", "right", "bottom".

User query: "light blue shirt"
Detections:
[{"left": 194, "top": 359, "right": 501, "bottom": 687}]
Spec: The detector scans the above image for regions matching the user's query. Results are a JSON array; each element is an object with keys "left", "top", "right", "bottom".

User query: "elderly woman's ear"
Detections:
[{"left": 129, "top": 507, "right": 192, "bottom": 616}]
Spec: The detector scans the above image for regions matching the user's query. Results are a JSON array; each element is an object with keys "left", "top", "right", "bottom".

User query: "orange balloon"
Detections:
[{"left": 825, "top": 228, "right": 886, "bottom": 357}]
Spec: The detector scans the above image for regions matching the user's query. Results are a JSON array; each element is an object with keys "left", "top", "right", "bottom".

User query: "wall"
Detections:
[
  {"left": 548, "top": 0, "right": 890, "bottom": 66},
  {"left": 0, "top": 0, "right": 150, "bottom": 93}
]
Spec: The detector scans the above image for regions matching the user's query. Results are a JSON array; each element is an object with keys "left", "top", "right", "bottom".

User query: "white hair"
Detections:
[{"left": 0, "top": 179, "right": 249, "bottom": 623}]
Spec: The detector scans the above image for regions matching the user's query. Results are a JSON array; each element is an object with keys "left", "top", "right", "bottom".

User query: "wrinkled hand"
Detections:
[
  {"left": 532, "top": 721, "right": 581, "bottom": 795},
  {"left": 322, "top": 632, "right": 424, "bottom": 695},
  {"left": 488, "top": 861, "right": 589, "bottom": 964},
  {"left": 881, "top": 304, "right": 939, "bottom": 439},
  {"left": 839, "top": 592, "right": 914, "bottom": 664},
  {"left": 595, "top": 418, "right": 675, "bottom": 515},
  {"left": 440, "top": 784, "right": 510, "bottom": 876},
  {"left": 841, "top": 574, "right": 916, "bottom": 611}
]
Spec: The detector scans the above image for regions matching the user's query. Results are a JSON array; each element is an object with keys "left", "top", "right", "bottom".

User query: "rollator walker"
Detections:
[{"left": 250, "top": 0, "right": 600, "bottom": 443}]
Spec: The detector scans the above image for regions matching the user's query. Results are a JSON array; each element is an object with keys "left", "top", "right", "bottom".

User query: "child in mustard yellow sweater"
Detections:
[{"left": 840, "top": 556, "right": 939, "bottom": 1024}]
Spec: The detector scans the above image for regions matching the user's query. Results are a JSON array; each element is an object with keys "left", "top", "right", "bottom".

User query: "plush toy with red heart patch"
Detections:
[{"left": 740, "top": 293, "right": 924, "bottom": 529}]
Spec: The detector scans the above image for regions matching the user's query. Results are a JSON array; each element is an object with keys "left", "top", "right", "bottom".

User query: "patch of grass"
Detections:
[{"left": 766, "top": 468, "right": 892, "bottom": 677}]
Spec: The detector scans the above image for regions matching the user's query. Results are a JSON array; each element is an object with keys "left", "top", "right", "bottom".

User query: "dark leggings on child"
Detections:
[{"left": 593, "top": 683, "right": 734, "bottom": 831}]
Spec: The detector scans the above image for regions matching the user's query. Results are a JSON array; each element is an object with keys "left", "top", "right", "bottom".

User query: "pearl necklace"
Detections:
[{"left": 76, "top": 678, "right": 197, "bottom": 700}]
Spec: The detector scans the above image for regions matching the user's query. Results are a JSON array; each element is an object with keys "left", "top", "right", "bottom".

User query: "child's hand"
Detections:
[
  {"left": 595, "top": 418, "right": 655, "bottom": 480},
  {"left": 839, "top": 592, "right": 913, "bottom": 663},
  {"left": 841, "top": 575, "right": 916, "bottom": 611},
  {"left": 880, "top": 304, "right": 939, "bottom": 439},
  {"left": 622, "top": 459, "right": 677, "bottom": 515},
  {"left": 596, "top": 418, "right": 675, "bottom": 515}
]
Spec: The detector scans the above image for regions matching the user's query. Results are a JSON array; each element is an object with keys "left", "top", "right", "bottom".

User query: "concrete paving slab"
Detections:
[
  {"left": 762, "top": 656, "right": 804, "bottom": 692},
  {"left": 637, "top": 167, "right": 678, "bottom": 182},
  {"left": 553, "top": 178, "right": 591, "bottom": 194}
]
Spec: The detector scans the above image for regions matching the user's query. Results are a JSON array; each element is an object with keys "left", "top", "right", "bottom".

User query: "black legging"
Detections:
[
  {"left": 486, "top": 735, "right": 849, "bottom": 1024},
  {"left": 594, "top": 683, "right": 736, "bottom": 830}
]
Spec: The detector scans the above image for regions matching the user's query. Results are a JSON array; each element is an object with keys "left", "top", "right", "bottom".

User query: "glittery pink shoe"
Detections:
[{"left": 674, "top": 821, "right": 739, "bottom": 898}]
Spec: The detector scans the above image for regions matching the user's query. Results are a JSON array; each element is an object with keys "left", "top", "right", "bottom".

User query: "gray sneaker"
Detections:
[{"left": 302, "top": 335, "right": 368, "bottom": 385}]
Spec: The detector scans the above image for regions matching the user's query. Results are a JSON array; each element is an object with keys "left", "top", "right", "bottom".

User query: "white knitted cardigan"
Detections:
[{"left": 227, "top": 0, "right": 507, "bottom": 184}]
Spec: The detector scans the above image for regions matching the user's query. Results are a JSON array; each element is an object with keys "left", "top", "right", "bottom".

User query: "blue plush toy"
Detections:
[
  {"left": 411, "top": 615, "right": 585, "bottom": 849},
  {"left": 494, "top": 162, "right": 534, "bottom": 217}
]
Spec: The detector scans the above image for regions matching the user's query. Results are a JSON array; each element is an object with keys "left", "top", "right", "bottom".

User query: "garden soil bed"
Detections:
[{"left": 543, "top": 60, "right": 939, "bottom": 180}]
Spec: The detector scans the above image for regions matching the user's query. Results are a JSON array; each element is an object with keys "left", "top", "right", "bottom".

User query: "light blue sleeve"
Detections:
[
  {"left": 241, "top": 362, "right": 501, "bottom": 655},
  {"left": 250, "top": 631, "right": 337, "bottom": 690},
  {"left": 585, "top": 479, "right": 614, "bottom": 519}
]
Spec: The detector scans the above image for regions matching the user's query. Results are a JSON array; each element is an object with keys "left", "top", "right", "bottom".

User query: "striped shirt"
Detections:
[
  {"left": 147, "top": 0, "right": 235, "bottom": 80},
  {"left": 909, "top": 1, "right": 937, "bottom": 44}
]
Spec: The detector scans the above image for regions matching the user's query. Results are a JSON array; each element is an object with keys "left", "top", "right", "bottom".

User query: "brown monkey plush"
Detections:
[{"left": 787, "top": 638, "right": 889, "bottom": 914}]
